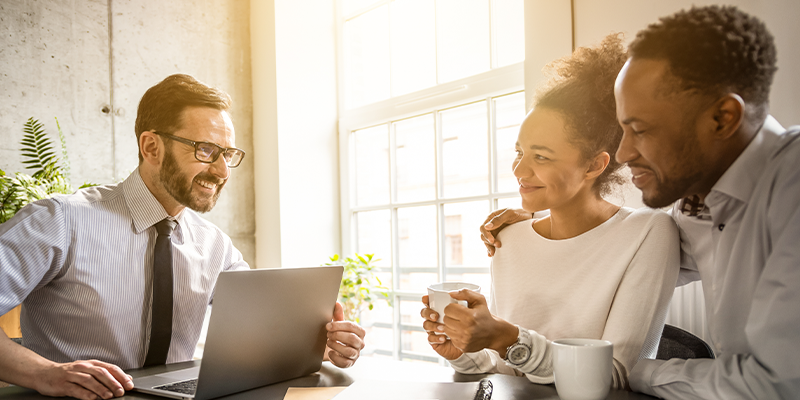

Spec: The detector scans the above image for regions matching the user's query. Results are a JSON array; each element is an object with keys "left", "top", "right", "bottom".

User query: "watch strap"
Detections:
[{"left": 503, "top": 326, "right": 533, "bottom": 365}]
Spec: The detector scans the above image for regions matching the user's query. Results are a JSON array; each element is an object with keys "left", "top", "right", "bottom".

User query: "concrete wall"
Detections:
[{"left": 0, "top": 0, "right": 255, "bottom": 266}]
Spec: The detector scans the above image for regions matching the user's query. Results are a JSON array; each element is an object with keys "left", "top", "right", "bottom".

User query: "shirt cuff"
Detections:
[
  {"left": 630, "top": 358, "right": 666, "bottom": 397},
  {"left": 448, "top": 352, "right": 482, "bottom": 372}
]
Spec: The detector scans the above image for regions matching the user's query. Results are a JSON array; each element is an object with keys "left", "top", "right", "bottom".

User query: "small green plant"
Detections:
[
  {"left": 324, "top": 253, "right": 391, "bottom": 323},
  {"left": 1, "top": 117, "right": 94, "bottom": 223}
]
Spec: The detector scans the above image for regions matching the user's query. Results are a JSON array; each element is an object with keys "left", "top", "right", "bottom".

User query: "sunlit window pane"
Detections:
[
  {"left": 356, "top": 210, "right": 392, "bottom": 268},
  {"left": 443, "top": 201, "right": 491, "bottom": 268},
  {"left": 400, "top": 299, "right": 439, "bottom": 358},
  {"left": 374, "top": 270, "right": 393, "bottom": 293},
  {"left": 360, "top": 297, "right": 394, "bottom": 355},
  {"left": 401, "top": 330, "right": 438, "bottom": 359},
  {"left": 397, "top": 205, "right": 438, "bottom": 291},
  {"left": 441, "top": 102, "right": 489, "bottom": 198},
  {"left": 399, "top": 298, "right": 424, "bottom": 325},
  {"left": 496, "top": 196, "right": 522, "bottom": 211},
  {"left": 361, "top": 298, "right": 393, "bottom": 325},
  {"left": 492, "top": 0, "right": 525, "bottom": 67},
  {"left": 443, "top": 201, "right": 491, "bottom": 301},
  {"left": 494, "top": 92, "right": 527, "bottom": 193},
  {"left": 436, "top": 0, "right": 491, "bottom": 83},
  {"left": 363, "top": 326, "right": 394, "bottom": 354},
  {"left": 342, "top": 0, "right": 384, "bottom": 17},
  {"left": 354, "top": 124, "right": 390, "bottom": 206},
  {"left": 344, "top": 5, "right": 390, "bottom": 109},
  {"left": 395, "top": 114, "right": 436, "bottom": 203},
  {"left": 390, "top": 0, "right": 437, "bottom": 96}
]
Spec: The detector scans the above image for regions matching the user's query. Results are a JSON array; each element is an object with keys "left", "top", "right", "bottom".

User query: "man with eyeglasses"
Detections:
[{"left": 0, "top": 74, "right": 366, "bottom": 400}]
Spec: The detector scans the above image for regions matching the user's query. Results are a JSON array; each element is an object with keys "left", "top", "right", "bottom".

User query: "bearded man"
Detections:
[
  {"left": 480, "top": 6, "right": 799, "bottom": 399},
  {"left": 0, "top": 74, "right": 365, "bottom": 400}
]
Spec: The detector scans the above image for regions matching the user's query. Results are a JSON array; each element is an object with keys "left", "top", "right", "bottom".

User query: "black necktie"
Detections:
[{"left": 143, "top": 218, "right": 177, "bottom": 367}]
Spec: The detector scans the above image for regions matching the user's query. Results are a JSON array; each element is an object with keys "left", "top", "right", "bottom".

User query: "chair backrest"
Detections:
[
  {"left": 0, "top": 305, "right": 22, "bottom": 339},
  {"left": 657, "top": 324, "right": 715, "bottom": 360}
]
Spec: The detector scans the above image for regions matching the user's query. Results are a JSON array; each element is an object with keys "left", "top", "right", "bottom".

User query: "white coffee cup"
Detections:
[
  {"left": 426, "top": 282, "right": 481, "bottom": 324},
  {"left": 551, "top": 339, "right": 613, "bottom": 400}
]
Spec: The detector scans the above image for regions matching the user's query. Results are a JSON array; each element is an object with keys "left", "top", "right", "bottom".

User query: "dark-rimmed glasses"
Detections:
[{"left": 153, "top": 131, "right": 245, "bottom": 168}]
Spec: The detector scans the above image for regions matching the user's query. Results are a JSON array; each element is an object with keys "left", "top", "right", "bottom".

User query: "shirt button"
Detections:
[{"left": 718, "top": 224, "right": 725, "bottom": 231}]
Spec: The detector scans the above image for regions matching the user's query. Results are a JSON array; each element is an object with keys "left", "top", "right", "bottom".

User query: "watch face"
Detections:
[{"left": 508, "top": 344, "right": 531, "bottom": 364}]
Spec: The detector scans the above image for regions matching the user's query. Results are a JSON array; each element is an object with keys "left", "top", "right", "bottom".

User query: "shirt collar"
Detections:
[
  {"left": 706, "top": 115, "right": 784, "bottom": 206},
  {"left": 680, "top": 115, "right": 784, "bottom": 216},
  {"left": 122, "top": 168, "right": 186, "bottom": 234}
]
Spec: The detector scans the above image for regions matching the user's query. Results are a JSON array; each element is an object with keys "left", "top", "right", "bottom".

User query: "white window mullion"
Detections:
[
  {"left": 390, "top": 205, "right": 401, "bottom": 360},
  {"left": 487, "top": 97, "right": 496, "bottom": 195},
  {"left": 435, "top": 110, "right": 446, "bottom": 284},
  {"left": 389, "top": 121, "right": 398, "bottom": 205},
  {"left": 435, "top": 110, "right": 444, "bottom": 201},
  {"left": 339, "top": 128, "right": 354, "bottom": 255}
]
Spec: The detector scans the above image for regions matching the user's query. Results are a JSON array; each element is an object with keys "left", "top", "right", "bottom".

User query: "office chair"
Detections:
[{"left": 656, "top": 324, "right": 715, "bottom": 360}]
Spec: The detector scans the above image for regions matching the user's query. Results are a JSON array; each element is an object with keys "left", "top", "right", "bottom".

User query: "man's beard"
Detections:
[
  {"left": 640, "top": 168, "right": 702, "bottom": 208},
  {"left": 640, "top": 119, "right": 705, "bottom": 209},
  {"left": 159, "top": 147, "right": 225, "bottom": 213}
]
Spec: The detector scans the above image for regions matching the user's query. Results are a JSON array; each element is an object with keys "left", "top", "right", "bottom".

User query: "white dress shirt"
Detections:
[
  {"left": 0, "top": 169, "right": 249, "bottom": 369},
  {"left": 630, "top": 116, "right": 800, "bottom": 399}
]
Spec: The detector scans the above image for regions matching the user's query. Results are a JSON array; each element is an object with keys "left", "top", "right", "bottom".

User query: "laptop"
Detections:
[{"left": 131, "top": 265, "right": 344, "bottom": 400}]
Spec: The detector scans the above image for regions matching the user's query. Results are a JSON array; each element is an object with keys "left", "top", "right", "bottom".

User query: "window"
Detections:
[{"left": 338, "top": 0, "right": 526, "bottom": 363}]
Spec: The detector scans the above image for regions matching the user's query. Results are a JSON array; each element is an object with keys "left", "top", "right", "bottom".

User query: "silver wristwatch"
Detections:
[{"left": 504, "top": 326, "right": 533, "bottom": 367}]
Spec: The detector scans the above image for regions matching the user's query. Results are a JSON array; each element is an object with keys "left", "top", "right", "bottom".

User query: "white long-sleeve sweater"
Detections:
[{"left": 449, "top": 207, "right": 680, "bottom": 389}]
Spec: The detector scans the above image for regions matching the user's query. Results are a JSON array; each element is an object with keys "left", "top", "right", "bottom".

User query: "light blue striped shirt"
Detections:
[{"left": 0, "top": 169, "right": 249, "bottom": 369}]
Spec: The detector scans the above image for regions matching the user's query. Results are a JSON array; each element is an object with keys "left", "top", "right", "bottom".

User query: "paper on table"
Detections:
[
  {"left": 332, "top": 380, "right": 479, "bottom": 400},
  {"left": 284, "top": 387, "right": 347, "bottom": 400}
]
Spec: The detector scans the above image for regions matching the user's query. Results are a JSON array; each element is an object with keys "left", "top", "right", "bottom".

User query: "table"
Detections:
[{"left": 0, "top": 357, "right": 657, "bottom": 400}]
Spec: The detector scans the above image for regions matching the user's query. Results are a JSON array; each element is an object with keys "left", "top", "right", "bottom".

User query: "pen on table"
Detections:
[{"left": 473, "top": 378, "right": 492, "bottom": 400}]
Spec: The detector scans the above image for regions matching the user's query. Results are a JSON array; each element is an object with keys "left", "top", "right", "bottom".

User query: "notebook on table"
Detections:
[{"left": 131, "top": 265, "right": 343, "bottom": 400}]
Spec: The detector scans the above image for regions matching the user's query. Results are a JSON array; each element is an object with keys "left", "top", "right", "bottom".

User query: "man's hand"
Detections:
[
  {"left": 435, "top": 290, "right": 518, "bottom": 357},
  {"left": 0, "top": 332, "right": 132, "bottom": 400},
  {"left": 36, "top": 360, "right": 133, "bottom": 400},
  {"left": 324, "top": 302, "right": 366, "bottom": 368},
  {"left": 420, "top": 295, "right": 464, "bottom": 361},
  {"left": 481, "top": 208, "right": 532, "bottom": 256}
]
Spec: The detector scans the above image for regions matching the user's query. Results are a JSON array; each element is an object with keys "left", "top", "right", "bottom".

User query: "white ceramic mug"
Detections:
[
  {"left": 426, "top": 282, "right": 481, "bottom": 324},
  {"left": 551, "top": 339, "right": 613, "bottom": 400}
]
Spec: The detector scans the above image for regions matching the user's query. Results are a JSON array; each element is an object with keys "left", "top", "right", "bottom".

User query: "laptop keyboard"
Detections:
[{"left": 154, "top": 378, "right": 198, "bottom": 395}]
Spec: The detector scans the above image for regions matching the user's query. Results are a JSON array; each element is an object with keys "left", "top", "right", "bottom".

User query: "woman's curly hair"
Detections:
[{"left": 533, "top": 33, "right": 628, "bottom": 198}]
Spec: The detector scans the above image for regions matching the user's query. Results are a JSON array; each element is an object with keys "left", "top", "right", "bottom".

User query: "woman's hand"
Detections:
[
  {"left": 438, "top": 290, "right": 518, "bottom": 357},
  {"left": 420, "top": 295, "right": 464, "bottom": 360}
]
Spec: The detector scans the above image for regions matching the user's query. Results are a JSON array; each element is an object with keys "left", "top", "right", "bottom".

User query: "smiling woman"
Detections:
[{"left": 420, "top": 34, "right": 681, "bottom": 390}]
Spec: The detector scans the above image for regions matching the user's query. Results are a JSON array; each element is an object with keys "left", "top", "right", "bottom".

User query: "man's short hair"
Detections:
[
  {"left": 629, "top": 5, "right": 777, "bottom": 113},
  {"left": 135, "top": 74, "right": 232, "bottom": 163}
]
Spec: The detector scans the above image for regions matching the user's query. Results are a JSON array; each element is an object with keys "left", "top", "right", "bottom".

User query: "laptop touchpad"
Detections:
[{"left": 155, "top": 367, "right": 201, "bottom": 381}]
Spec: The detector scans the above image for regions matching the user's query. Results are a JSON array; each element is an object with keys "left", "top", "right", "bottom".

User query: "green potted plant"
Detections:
[
  {"left": 324, "top": 253, "right": 391, "bottom": 323},
  {"left": 0, "top": 117, "right": 93, "bottom": 223}
]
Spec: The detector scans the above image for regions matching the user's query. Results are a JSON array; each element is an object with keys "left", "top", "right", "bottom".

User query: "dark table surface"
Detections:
[{"left": 0, "top": 356, "right": 657, "bottom": 400}]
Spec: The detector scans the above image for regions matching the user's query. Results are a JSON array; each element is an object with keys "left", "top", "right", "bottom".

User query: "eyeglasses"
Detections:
[{"left": 153, "top": 131, "right": 245, "bottom": 168}]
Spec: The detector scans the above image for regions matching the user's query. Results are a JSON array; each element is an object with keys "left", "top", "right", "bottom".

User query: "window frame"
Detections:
[{"left": 336, "top": 0, "right": 526, "bottom": 362}]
